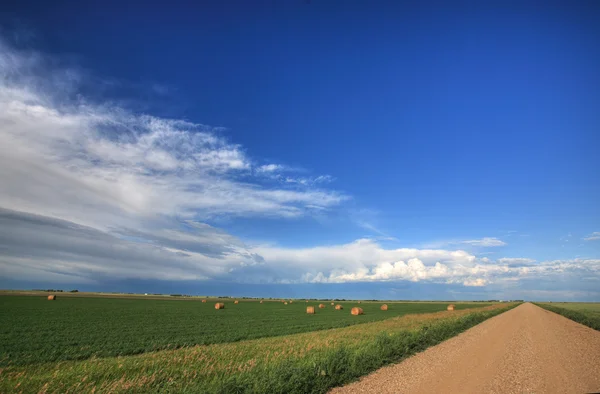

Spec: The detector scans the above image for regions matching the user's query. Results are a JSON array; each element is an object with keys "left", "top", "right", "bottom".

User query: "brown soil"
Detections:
[{"left": 331, "top": 303, "right": 600, "bottom": 394}]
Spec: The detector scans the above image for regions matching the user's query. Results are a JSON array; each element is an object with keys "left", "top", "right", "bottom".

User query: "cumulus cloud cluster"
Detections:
[
  {"left": 2, "top": 208, "right": 598, "bottom": 289},
  {"left": 0, "top": 39, "right": 598, "bottom": 292}
]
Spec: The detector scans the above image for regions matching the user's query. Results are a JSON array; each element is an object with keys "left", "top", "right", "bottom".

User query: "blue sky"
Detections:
[{"left": 0, "top": 1, "right": 599, "bottom": 301}]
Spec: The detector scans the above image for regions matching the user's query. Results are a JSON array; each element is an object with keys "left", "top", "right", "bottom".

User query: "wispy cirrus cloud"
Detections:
[
  {"left": 0, "top": 39, "right": 348, "bottom": 230},
  {"left": 355, "top": 221, "right": 398, "bottom": 242},
  {"left": 460, "top": 237, "right": 506, "bottom": 247},
  {"left": 281, "top": 175, "right": 335, "bottom": 186},
  {"left": 584, "top": 232, "right": 600, "bottom": 241},
  {"left": 254, "top": 164, "right": 335, "bottom": 188},
  {"left": 424, "top": 237, "right": 507, "bottom": 249},
  {"left": 1, "top": 38, "right": 597, "bottom": 295},
  {"left": 256, "top": 164, "right": 284, "bottom": 173},
  {"left": 0, "top": 37, "right": 348, "bottom": 284}
]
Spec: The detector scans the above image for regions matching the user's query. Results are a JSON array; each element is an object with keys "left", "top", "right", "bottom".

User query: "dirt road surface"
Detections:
[{"left": 331, "top": 303, "right": 600, "bottom": 394}]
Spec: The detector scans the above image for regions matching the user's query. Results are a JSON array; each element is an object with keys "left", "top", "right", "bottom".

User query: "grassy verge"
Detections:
[
  {"left": 205, "top": 304, "right": 517, "bottom": 394},
  {"left": 535, "top": 303, "right": 600, "bottom": 331},
  {"left": 0, "top": 303, "right": 517, "bottom": 393}
]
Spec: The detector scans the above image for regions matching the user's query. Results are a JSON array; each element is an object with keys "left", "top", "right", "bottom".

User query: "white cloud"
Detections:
[
  {"left": 0, "top": 40, "right": 348, "bottom": 231},
  {"left": 425, "top": 237, "right": 507, "bottom": 248},
  {"left": 460, "top": 237, "right": 506, "bottom": 247},
  {"left": 463, "top": 278, "right": 488, "bottom": 287},
  {"left": 584, "top": 232, "right": 600, "bottom": 241},
  {"left": 282, "top": 175, "right": 335, "bottom": 186},
  {"left": 254, "top": 164, "right": 334, "bottom": 187},
  {"left": 0, "top": 38, "right": 597, "bottom": 293},
  {"left": 497, "top": 258, "right": 536, "bottom": 266},
  {"left": 0, "top": 38, "right": 352, "bottom": 285},
  {"left": 1, "top": 209, "right": 599, "bottom": 289},
  {"left": 256, "top": 164, "right": 283, "bottom": 173},
  {"left": 243, "top": 240, "right": 594, "bottom": 287}
]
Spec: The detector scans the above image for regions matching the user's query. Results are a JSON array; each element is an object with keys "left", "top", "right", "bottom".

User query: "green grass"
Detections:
[
  {"left": 210, "top": 305, "right": 516, "bottom": 394},
  {"left": 0, "top": 295, "right": 489, "bottom": 366},
  {"left": 536, "top": 302, "right": 600, "bottom": 331},
  {"left": 0, "top": 303, "right": 515, "bottom": 393}
]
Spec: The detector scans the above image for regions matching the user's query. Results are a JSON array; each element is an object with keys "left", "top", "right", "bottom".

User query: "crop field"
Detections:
[
  {"left": 0, "top": 296, "right": 514, "bottom": 394},
  {"left": 0, "top": 295, "right": 490, "bottom": 366},
  {"left": 536, "top": 302, "right": 600, "bottom": 331},
  {"left": 539, "top": 302, "right": 600, "bottom": 317}
]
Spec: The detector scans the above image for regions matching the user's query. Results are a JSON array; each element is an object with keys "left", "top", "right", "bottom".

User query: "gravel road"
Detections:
[{"left": 331, "top": 303, "right": 600, "bottom": 394}]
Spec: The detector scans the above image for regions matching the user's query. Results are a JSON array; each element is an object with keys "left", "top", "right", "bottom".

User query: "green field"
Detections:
[
  {"left": 0, "top": 297, "right": 513, "bottom": 394},
  {"left": 0, "top": 295, "right": 490, "bottom": 366},
  {"left": 539, "top": 302, "right": 600, "bottom": 316},
  {"left": 537, "top": 302, "right": 600, "bottom": 331}
]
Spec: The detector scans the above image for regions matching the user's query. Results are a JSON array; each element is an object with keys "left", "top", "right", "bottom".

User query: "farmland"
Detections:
[
  {"left": 0, "top": 295, "right": 514, "bottom": 394},
  {"left": 536, "top": 302, "right": 600, "bottom": 331},
  {"left": 0, "top": 294, "right": 490, "bottom": 366}
]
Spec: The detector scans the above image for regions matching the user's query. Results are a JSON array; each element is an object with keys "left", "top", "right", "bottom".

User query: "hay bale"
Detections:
[
  {"left": 306, "top": 306, "right": 315, "bottom": 314},
  {"left": 234, "top": 300, "right": 239, "bottom": 304},
  {"left": 447, "top": 304, "right": 455, "bottom": 311},
  {"left": 260, "top": 300, "right": 263, "bottom": 304},
  {"left": 289, "top": 300, "right": 293, "bottom": 304},
  {"left": 284, "top": 302, "right": 288, "bottom": 305},
  {"left": 215, "top": 303, "right": 225, "bottom": 309},
  {"left": 47, "top": 295, "right": 56, "bottom": 301},
  {"left": 201, "top": 299, "right": 207, "bottom": 303},
  {"left": 380, "top": 304, "right": 388, "bottom": 311},
  {"left": 358, "top": 301, "right": 361, "bottom": 304},
  {"left": 331, "top": 302, "right": 335, "bottom": 305},
  {"left": 318, "top": 303, "right": 326, "bottom": 308},
  {"left": 351, "top": 307, "right": 364, "bottom": 315},
  {"left": 335, "top": 304, "right": 343, "bottom": 310}
]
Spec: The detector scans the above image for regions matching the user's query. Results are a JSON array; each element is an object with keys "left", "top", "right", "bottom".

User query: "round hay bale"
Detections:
[
  {"left": 447, "top": 304, "right": 455, "bottom": 311},
  {"left": 201, "top": 299, "right": 207, "bottom": 303},
  {"left": 380, "top": 304, "right": 388, "bottom": 311},
  {"left": 234, "top": 300, "right": 239, "bottom": 304},
  {"left": 331, "top": 302, "right": 335, "bottom": 305},
  {"left": 289, "top": 300, "right": 293, "bottom": 304},
  {"left": 47, "top": 295, "right": 56, "bottom": 301},
  {"left": 215, "top": 303, "right": 225, "bottom": 310},
  {"left": 318, "top": 303, "right": 326, "bottom": 308},
  {"left": 358, "top": 301, "right": 361, "bottom": 304},
  {"left": 306, "top": 306, "right": 315, "bottom": 314},
  {"left": 351, "top": 307, "right": 364, "bottom": 315},
  {"left": 284, "top": 302, "right": 288, "bottom": 305},
  {"left": 335, "top": 304, "right": 343, "bottom": 310},
  {"left": 260, "top": 300, "right": 263, "bottom": 304}
]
